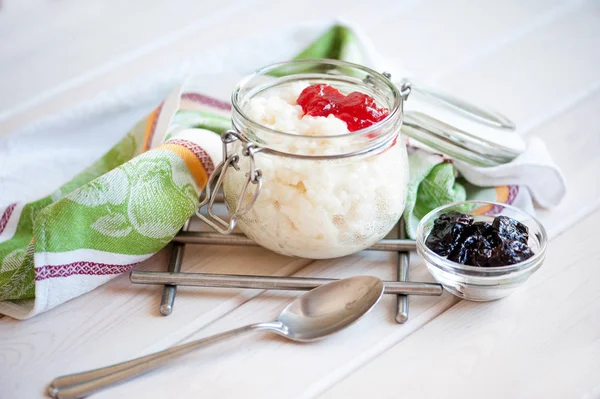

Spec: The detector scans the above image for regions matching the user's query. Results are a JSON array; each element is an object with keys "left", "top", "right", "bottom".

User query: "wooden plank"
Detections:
[
  {"left": 323, "top": 208, "right": 600, "bottom": 399},
  {"left": 371, "top": 0, "right": 575, "bottom": 78},
  {"left": 423, "top": 0, "right": 600, "bottom": 129},
  {"left": 0, "top": 0, "right": 246, "bottom": 110}
]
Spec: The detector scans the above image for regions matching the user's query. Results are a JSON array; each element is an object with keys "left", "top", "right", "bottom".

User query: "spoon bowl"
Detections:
[
  {"left": 49, "top": 276, "right": 384, "bottom": 399},
  {"left": 277, "top": 275, "right": 384, "bottom": 342}
]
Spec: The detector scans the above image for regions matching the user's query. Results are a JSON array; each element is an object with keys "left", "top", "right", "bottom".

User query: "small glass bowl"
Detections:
[{"left": 416, "top": 201, "right": 548, "bottom": 301}]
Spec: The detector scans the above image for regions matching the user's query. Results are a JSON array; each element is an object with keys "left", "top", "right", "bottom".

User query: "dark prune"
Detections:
[
  {"left": 438, "top": 211, "right": 474, "bottom": 226},
  {"left": 492, "top": 216, "right": 529, "bottom": 244},
  {"left": 448, "top": 234, "right": 492, "bottom": 266},
  {"left": 425, "top": 212, "right": 473, "bottom": 256},
  {"left": 425, "top": 224, "right": 464, "bottom": 256},
  {"left": 466, "top": 221, "right": 505, "bottom": 248},
  {"left": 487, "top": 240, "right": 534, "bottom": 266},
  {"left": 484, "top": 230, "right": 504, "bottom": 248},
  {"left": 447, "top": 238, "right": 471, "bottom": 264},
  {"left": 466, "top": 221, "right": 491, "bottom": 236},
  {"left": 426, "top": 212, "right": 535, "bottom": 267},
  {"left": 468, "top": 238, "right": 494, "bottom": 266}
]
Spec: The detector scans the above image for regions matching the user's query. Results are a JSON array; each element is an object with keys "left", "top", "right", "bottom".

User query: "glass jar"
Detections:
[{"left": 198, "top": 60, "right": 409, "bottom": 259}]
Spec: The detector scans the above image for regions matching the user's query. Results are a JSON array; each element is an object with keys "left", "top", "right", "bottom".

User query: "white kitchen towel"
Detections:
[{"left": 454, "top": 137, "right": 566, "bottom": 208}]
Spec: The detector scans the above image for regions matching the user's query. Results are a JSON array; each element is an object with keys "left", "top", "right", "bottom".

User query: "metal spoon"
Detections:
[{"left": 48, "top": 276, "right": 385, "bottom": 399}]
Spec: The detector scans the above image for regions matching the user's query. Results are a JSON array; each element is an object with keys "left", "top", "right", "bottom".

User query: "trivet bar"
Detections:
[
  {"left": 159, "top": 219, "right": 191, "bottom": 316},
  {"left": 173, "top": 231, "right": 416, "bottom": 252},
  {"left": 130, "top": 271, "right": 442, "bottom": 296},
  {"left": 396, "top": 220, "right": 410, "bottom": 323}
]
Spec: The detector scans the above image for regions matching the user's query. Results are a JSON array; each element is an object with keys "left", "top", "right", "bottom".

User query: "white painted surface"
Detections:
[{"left": 1, "top": 0, "right": 600, "bottom": 398}]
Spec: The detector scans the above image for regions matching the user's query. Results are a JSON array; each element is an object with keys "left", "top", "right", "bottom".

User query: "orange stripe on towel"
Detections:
[
  {"left": 142, "top": 107, "right": 160, "bottom": 152},
  {"left": 471, "top": 186, "right": 511, "bottom": 215},
  {"left": 495, "top": 186, "right": 510, "bottom": 203},
  {"left": 157, "top": 143, "right": 209, "bottom": 188}
]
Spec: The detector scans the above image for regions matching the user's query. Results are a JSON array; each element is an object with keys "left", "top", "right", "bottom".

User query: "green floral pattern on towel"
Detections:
[
  {"left": 35, "top": 150, "right": 199, "bottom": 256},
  {"left": 0, "top": 125, "right": 145, "bottom": 301}
]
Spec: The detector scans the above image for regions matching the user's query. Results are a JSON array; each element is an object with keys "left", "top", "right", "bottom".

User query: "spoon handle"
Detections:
[{"left": 48, "top": 321, "right": 280, "bottom": 399}]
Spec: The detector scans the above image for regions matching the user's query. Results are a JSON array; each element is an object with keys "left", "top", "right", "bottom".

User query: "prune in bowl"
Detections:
[{"left": 417, "top": 201, "right": 547, "bottom": 301}]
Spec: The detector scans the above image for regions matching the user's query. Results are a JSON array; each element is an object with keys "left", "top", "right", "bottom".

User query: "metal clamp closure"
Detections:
[{"left": 196, "top": 130, "right": 263, "bottom": 234}]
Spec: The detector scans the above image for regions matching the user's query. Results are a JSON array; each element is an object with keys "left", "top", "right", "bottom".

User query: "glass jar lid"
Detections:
[{"left": 399, "top": 79, "right": 524, "bottom": 167}]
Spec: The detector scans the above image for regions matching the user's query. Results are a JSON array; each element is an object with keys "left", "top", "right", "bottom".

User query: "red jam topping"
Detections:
[{"left": 297, "top": 84, "right": 389, "bottom": 132}]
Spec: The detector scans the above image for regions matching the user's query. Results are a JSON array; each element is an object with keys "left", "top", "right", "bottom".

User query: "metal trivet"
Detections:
[{"left": 130, "top": 213, "right": 441, "bottom": 324}]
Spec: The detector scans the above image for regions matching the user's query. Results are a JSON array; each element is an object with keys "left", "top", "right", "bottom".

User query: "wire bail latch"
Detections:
[{"left": 196, "top": 130, "right": 263, "bottom": 234}]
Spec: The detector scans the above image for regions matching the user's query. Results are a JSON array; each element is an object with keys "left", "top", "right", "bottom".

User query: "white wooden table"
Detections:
[{"left": 1, "top": 1, "right": 600, "bottom": 398}]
